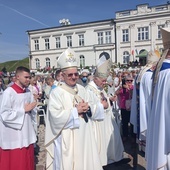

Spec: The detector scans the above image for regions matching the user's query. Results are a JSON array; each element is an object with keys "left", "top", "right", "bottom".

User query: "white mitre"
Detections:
[
  {"left": 136, "top": 50, "right": 160, "bottom": 83},
  {"left": 161, "top": 27, "right": 170, "bottom": 50},
  {"left": 153, "top": 28, "right": 170, "bottom": 85},
  {"left": 94, "top": 53, "right": 112, "bottom": 78},
  {"left": 57, "top": 48, "right": 78, "bottom": 70}
]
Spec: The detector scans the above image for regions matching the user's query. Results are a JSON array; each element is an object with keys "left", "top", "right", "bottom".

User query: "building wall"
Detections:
[
  {"left": 115, "top": 3, "right": 170, "bottom": 64},
  {"left": 27, "top": 3, "right": 170, "bottom": 70},
  {"left": 28, "top": 19, "right": 115, "bottom": 70}
]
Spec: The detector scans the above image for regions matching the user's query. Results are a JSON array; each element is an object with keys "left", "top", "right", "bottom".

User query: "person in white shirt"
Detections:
[{"left": 0, "top": 66, "right": 37, "bottom": 170}]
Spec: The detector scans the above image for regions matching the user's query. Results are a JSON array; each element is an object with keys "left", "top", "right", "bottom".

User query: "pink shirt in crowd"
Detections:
[{"left": 118, "top": 85, "right": 133, "bottom": 109}]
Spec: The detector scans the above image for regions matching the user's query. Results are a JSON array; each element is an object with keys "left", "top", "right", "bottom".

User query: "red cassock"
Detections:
[
  {"left": 0, "top": 144, "right": 34, "bottom": 170},
  {"left": 0, "top": 83, "right": 35, "bottom": 170}
]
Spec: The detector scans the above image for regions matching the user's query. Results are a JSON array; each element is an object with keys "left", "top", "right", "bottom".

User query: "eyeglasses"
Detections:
[
  {"left": 126, "top": 80, "right": 133, "bottom": 82},
  {"left": 63, "top": 72, "right": 79, "bottom": 78}
]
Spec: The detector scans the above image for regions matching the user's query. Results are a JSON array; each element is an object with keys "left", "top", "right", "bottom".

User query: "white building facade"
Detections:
[
  {"left": 27, "top": 3, "right": 170, "bottom": 70},
  {"left": 115, "top": 3, "right": 170, "bottom": 65},
  {"left": 27, "top": 19, "right": 115, "bottom": 70}
]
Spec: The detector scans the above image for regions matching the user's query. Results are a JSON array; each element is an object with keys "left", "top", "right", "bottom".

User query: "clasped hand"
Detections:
[
  {"left": 101, "top": 98, "right": 109, "bottom": 109},
  {"left": 76, "top": 100, "right": 89, "bottom": 116}
]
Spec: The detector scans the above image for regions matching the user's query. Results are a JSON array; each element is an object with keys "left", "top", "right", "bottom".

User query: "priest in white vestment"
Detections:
[
  {"left": 130, "top": 50, "right": 160, "bottom": 152},
  {"left": 45, "top": 48, "right": 103, "bottom": 170},
  {"left": 146, "top": 28, "right": 170, "bottom": 170},
  {"left": 86, "top": 54, "right": 124, "bottom": 165}
]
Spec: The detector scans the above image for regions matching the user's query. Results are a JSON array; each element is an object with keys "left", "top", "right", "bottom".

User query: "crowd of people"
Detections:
[{"left": 0, "top": 27, "right": 170, "bottom": 170}]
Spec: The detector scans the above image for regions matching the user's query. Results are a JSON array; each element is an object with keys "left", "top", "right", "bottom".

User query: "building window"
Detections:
[
  {"left": 79, "top": 34, "right": 84, "bottom": 46},
  {"left": 67, "top": 36, "right": 72, "bottom": 47},
  {"left": 98, "top": 32, "right": 103, "bottom": 44},
  {"left": 34, "top": 40, "right": 39, "bottom": 50},
  {"left": 56, "top": 37, "right": 61, "bottom": 48},
  {"left": 122, "top": 29, "right": 129, "bottom": 42},
  {"left": 158, "top": 25, "right": 165, "bottom": 39},
  {"left": 105, "top": 31, "right": 111, "bottom": 44},
  {"left": 123, "top": 51, "right": 130, "bottom": 64},
  {"left": 46, "top": 58, "right": 50, "bottom": 68},
  {"left": 35, "top": 58, "right": 40, "bottom": 69},
  {"left": 138, "top": 27, "right": 149, "bottom": 40},
  {"left": 80, "top": 55, "right": 85, "bottom": 67},
  {"left": 45, "top": 38, "right": 50, "bottom": 50}
]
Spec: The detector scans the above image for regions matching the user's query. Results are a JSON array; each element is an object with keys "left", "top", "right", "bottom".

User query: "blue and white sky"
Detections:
[{"left": 0, "top": 0, "right": 166, "bottom": 62}]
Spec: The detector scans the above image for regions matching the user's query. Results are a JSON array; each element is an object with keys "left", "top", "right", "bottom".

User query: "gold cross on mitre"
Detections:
[{"left": 67, "top": 52, "right": 74, "bottom": 58}]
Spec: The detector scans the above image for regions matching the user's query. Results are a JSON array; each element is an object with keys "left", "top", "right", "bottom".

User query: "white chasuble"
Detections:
[
  {"left": 45, "top": 83, "right": 103, "bottom": 170},
  {"left": 86, "top": 81, "right": 124, "bottom": 165},
  {"left": 139, "top": 70, "right": 153, "bottom": 137},
  {"left": 146, "top": 60, "right": 170, "bottom": 170}
]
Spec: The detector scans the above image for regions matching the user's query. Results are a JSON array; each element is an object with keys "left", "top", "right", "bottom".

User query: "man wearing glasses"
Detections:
[{"left": 45, "top": 48, "right": 103, "bottom": 170}]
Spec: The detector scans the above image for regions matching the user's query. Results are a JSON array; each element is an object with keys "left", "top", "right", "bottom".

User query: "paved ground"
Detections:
[{"left": 35, "top": 123, "right": 146, "bottom": 170}]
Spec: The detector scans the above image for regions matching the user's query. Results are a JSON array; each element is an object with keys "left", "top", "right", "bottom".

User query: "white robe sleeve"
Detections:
[
  {"left": 139, "top": 75, "right": 148, "bottom": 136},
  {"left": 0, "top": 89, "right": 25, "bottom": 130},
  {"left": 86, "top": 88, "right": 105, "bottom": 121},
  {"left": 92, "top": 102, "right": 105, "bottom": 120},
  {"left": 64, "top": 107, "right": 80, "bottom": 129},
  {"left": 139, "top": 72, "right": 153, "bottom": 137}
]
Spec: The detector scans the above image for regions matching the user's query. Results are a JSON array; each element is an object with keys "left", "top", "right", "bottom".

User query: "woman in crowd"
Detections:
[{"left": 116, "top": 75, "right": 134, "bottom": 142}]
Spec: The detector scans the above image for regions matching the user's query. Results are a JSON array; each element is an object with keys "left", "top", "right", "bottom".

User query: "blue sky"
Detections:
[{"left": 0, "top": 0, "right": 166, "bottom": 62}]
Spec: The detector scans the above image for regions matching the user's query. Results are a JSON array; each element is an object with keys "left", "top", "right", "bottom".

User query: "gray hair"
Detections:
[{"left": 125, "top": 75, "right": 133, "bottom": 81}]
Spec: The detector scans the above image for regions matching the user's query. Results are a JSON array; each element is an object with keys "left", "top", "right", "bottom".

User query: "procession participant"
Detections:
[
  {"left": 0, "top": 77, "right": 4, "bottom": 106},
  {"left": 0, "top": 66, "right": 37, "bottom": 170},
  {"left": 7, "top": 75, "right": 16, "bottom": 87},
  {"left": 54, "top": 68, "right": 64, "bottom": 86},
  {"left": 77, "top": 69, "right": 89, "bottom": 87},
  {"left": 45, "top": 76, "right": 57, "bottom": 93},
  {"left": 28, "top": 76, "right": 41, "bottom": 101},
  {"left": 106, "top": 69, "right": 116, "bottom": 97},
  {"left": 116, "top": 75, "right": 134, "bottom": 142},
  {"left": 145, "top": 28, "right": 170, "bottom": 170},
  {"left": 130, "top": 50, "right": 160, "bottom": 152},
  {"left": 86, "top": 54, "right": 124, "bottom": 165},
  {"left": 45, "top": 48, "right": 103, "bottom": 170},
  {"left": 35, "top": 75, "right": 43, "bottom": 99}
]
